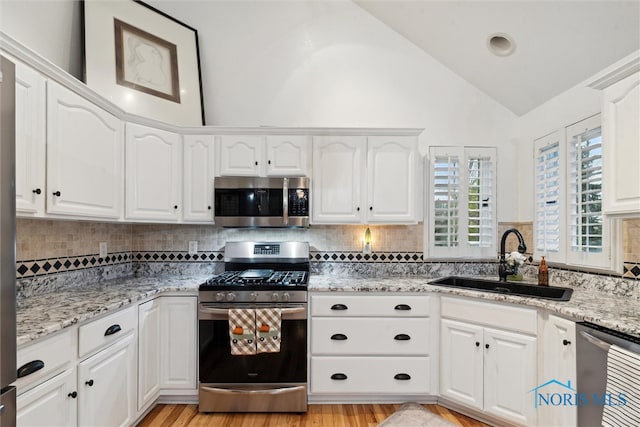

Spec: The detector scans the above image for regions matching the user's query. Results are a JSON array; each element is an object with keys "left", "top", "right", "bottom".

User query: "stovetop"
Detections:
[{"left": 199, "top": 269, "right": 309, "bottom": 291}]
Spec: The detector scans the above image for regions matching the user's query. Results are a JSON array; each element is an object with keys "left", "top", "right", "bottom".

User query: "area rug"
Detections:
[{"left": 378, "top": 402, "right": 458, "bottom": 427}]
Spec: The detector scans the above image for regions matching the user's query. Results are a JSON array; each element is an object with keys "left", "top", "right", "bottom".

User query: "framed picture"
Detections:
[{"left": 83, "top": 0, "right": 205, "bottom": 126}]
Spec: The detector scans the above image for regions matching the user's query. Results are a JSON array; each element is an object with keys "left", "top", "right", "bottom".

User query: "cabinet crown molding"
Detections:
[{"left": 588, "top": 51, "right": 640, "bottom": 90}]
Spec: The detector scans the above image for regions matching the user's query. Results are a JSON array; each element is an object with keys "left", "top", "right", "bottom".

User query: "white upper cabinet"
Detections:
[
  {"left": 312, "top": 135, "right": 419, "bottom": 224},
  {"left": 183, "top": 135, "right": 215, "bottom": 222},
  {"left": 217, "top": 135, "right": 310, "bottom": 177},
  {"left": 312, "top": 136, "right": 366, "bottom": 223},
  {"left": 217, "top": 135, "right": 263, "bottom": 176},
  {"left": 125, "top": 122, "right": 182, "bottom": 222},
  {"left": 14, "top": 60, "right": 46, "bottom": 216},
  {"left": 367, "top": 136, "right": 418, "bottom": 223},
  {"left": 601, "top": 71, "right": 640, "bottom": 216},
  {"left": 46, "top": 81, "right": 124, "bottom": 219}
]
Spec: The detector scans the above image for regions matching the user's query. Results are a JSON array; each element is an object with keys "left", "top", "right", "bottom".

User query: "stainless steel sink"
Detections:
[{"left": 429, "top": 276, "right": 573, "bottom": 301}]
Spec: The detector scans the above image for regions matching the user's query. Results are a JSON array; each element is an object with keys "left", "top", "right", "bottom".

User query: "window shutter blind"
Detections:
[
  {"left": 433, "top": 154, "right": 460, "bottom": 248},
  {"left": 535, "top": 139, "right": 561, "bottom": 255},
  {"left": 467, "top": 155, "right": 494, "bottom": 249}
]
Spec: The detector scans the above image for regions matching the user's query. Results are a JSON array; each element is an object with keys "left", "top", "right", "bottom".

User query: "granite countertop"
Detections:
[
  {"left": 16, "top": 274, "right": 208, "bottom": 347},
  {"left": 17, "top": 272, "right": 640, "bottom": 347},
  {"left": 309, "top": 275, "right": 640, "bottom": 338}
]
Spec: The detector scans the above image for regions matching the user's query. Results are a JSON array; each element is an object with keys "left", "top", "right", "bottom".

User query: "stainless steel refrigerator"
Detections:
[{"left": 0, "top": 55, "right": 17, "bottom": 426}]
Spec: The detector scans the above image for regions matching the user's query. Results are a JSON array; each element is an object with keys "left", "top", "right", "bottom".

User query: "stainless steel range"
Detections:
[{"left": 198, "top": 241, "right": 309, "bottom": 413}]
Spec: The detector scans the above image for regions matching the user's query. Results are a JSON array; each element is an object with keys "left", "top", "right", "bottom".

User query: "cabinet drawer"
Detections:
[
  {"left": 311, "top": 318, "right": 431, "bottom": 355},
  {"left": 78, "top": 306, "right": 136, "bottom": 358},
  {"left": 311, "top": 295, "right": 431, "bottom": 317},
  {"left": 441, "top": 296, "right": 537, "bottom": 335},
  {"left": 16, "top": 330, "right": 74, "bottom": 393},
  {"left": 311, "top": 356, "right": 431, "bottom": 394}
]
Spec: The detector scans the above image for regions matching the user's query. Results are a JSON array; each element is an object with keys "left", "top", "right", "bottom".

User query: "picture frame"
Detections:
[{"left": 82, "top": 0, "right": 205, "bottom": 126}]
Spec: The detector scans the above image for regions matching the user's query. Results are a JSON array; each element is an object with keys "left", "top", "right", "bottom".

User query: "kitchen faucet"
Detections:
[{"left": 498, "top": 228, "right": 527, "bottom": 282}]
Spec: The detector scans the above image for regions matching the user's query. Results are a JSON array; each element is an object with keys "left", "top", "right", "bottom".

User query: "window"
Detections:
[
  {"left": 427, "top": 147, "right": 496, "bottom": 258},
  {"left": 533, "top": 114, "right": 614, "bottom": 270},
  {"left": 534, "top": 131, "right": 564, "bottom": 259}
]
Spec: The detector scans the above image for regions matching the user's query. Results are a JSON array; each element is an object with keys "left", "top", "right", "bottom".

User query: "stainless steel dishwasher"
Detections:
[{"left": 576, "top": 322, "right": 640, "bottom": 426}]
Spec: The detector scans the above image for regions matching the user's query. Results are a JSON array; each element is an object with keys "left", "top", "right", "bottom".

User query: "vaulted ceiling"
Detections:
[{"left": 354, "top": 0, "right": 640, "bottom": 115}]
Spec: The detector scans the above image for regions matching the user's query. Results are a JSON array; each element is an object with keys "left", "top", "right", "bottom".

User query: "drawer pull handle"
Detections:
[
  {"left": 394, "top": 334, "right": 411, "bottom": 341},
  {"left": 330, "top": 304, "right": 348, "bottom": 311},
  {"left": 331, "top": 333, "right": 348, "bottom": 341},
  {"left": 563, "top": 339, "right": 571, "bottom": 346},
  {"left": 394, "top": 304, "right": 411, "bottom": 311},
  {"left": 17, "top": 360, "right": 45, "bottom": 378},
  {"left": 394, "top": 373, "right": 411, "bottom": 381},
  {"left": 68, "top": 391, "right": 77, "bottom": 399},
  {"left": 85, "top": 379, "right": 94, "bottom": 387},
  {"left": 331, "top": 373, "right": 347, "bottom": 380},
  {"left": 104, "top": 324, "right": 122, "bottom": 336}
]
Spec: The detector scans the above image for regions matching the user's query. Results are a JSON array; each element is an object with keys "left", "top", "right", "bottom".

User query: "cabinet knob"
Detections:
[
  {"left": 369, "top": 206, "right": 373, "bottom": 211},
  {"left": 485, "top": 344, "right": 490, "bottom": 349},
  {"left": 85, "top": 379, "right": 94, "bottom": 387},
  {"left": 476, "top": 341, "right": 480, "bottom": 347},
  {"left": 174, "top": 205, "right": 178, "bottom": 209},
  {"left": 268, "top": 160, "right": 271, "bottom": 165},
  {"left": 563, "top": 339, "right": 571, "bottom": 346},
  {"left": 68, "top": 391, "right": 77, "bottom": 399},
  {"left": 208, "top": 206, "right": 212, "bottom": 210},
  {"left": 255, "top": 161, "right": 258, "bottom": 166},
  {"left": 356, "top": 207, "right": 360, "bottom": 212},
  {"left": 52, "top": 191, "right": 61, "bottom": 197},
  {"left": 32, "top": 188, "right": 41, "bottom": 195},
  {"left": 394, "top": 373, "right": 411, "bottom": 381}
]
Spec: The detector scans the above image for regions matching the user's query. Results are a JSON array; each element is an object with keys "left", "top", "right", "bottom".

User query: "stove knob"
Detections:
[
  {"left": 227, "top": 292, "right": 236, "bottom": 302},
  {"left": 215, "top": 292, "right": 225, "bottom": 302},
  {"left": 249, "top": 292, "right": 258, "bottom": 302},
  {"left": 282, "top": 292, "right": 290, "bottom": 302},
  {"left": 271, "top": 292, "right": 279, "bottom": 302}
]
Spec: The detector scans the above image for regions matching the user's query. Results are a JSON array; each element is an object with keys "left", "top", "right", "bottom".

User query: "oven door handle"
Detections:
[
  {"left": 198, "top": 306, "right": 306, "bottom": 320},
  {"left": 201, "top": 385, "right": 306, "bottom": 396}
]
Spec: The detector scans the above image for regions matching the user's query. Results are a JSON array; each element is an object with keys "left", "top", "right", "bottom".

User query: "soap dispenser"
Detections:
[{"left": 538, "top": 256, "right": 549, "bottom": 286}]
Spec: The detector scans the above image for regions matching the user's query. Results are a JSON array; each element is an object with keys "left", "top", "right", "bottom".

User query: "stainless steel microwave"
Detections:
[{"left": 214, "top": 177, "right": 310, "bottom": 227}]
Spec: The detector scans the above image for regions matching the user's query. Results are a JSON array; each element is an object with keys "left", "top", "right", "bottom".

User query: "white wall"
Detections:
[
  {"left": 1, "top": 0, "right": 520, "bottom": 220},
  {"left": 0, "top": 0, "right": 83, "bottom": 79}
]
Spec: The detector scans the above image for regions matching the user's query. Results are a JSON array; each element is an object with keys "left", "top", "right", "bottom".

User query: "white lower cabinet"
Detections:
[
  {"left": 309, "top": 293, "right": 437, "bottom": 399},
  {"left": 17, "top": 368, "right": 77, "bottom": 427},
  {"left": 160, "top": 296, "right": 197, "bottom": 389},
  {"left": 539, "top": 313, "right": 577, "bottom": 427},
  {"left": 78, "top": 332, "right": 136, "bottom": 427},
  {"left": 440, "top": 297, "right": 537, "bottom": 426},
  {"left": 138, "top": 298, "right": 162, "bottom": 411}
]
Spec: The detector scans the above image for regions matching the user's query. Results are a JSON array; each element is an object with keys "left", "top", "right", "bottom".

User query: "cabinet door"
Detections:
[
  {"left": 483, "top": 327, "right": 537, "bottom": 426},
  {"left": 440, "top": 319, "right": 483, "bottom": 409},
  {"left": 312, "top": 136, "right": 366, "bottom": 223},
  {"left": 125, "top": 122, "right": 181, "bottom": 221},
  {"left": 138, "top": 299, "right": 161, "bottom": 411},
  {"left": 183, "top": 135, "right": 215, "bottom": 222},
  {"left": 265, "top": 135, "right": 310, "bottom": 176},
  {"left": 367, "top": 136, "right": 417, "bottom": 223},
  {"left": 160, "top": 296, "right": 197, "bottom": 389},
  {"left": 17, "top": 368, "right": 77, "bottom": 427},
  {"left": 217, "top": 135, "right": 263, "bottom": 176},
  {"left": 602, "top": 72, "right": 640, "bottom": 215},
  {"left": 47, "top": 81, "right": 123, "bottom": 218},
  {"left": 14, "top": 61, "right": 46, "bottom": 215},
  {"left": 78, "top": 333, "right": 136, "bottom": 427},
  {"left": 540, "top": 315, "right": 576, "bottom": 427}
]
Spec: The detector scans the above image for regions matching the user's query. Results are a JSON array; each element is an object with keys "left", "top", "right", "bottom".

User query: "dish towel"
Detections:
[
  {"left": 255, "top": 308, "right": 282, "bottom": 354},
  {"left": 602, "top": 344, "right": 640, "bottom": 427},
  {"left": 228, "top": 308, "right": 256, "bottom": 355}
]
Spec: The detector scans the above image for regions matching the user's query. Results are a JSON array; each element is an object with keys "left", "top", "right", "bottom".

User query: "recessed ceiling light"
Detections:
[{"left": 487, "top": 32, "right": 516, "bottom": 57}]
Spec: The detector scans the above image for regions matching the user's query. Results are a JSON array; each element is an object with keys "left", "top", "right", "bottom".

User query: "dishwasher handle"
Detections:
[{"left": 580, "top": 331, "right": 612, "bottom": 351}]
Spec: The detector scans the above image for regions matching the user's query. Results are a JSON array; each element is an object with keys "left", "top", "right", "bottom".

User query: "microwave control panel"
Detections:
[{"left": 288, "top": 188, "right": 309, "bottom": 217}]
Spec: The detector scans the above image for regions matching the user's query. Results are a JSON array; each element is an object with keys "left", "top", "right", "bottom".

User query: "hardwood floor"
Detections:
[{"left": 137, "top": 403, "right": 490, "bottom": 427}]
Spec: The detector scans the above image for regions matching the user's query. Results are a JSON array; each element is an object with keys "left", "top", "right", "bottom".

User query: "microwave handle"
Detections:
[{"left": 283, "top": 177, "right": 289, "bottom": 226}]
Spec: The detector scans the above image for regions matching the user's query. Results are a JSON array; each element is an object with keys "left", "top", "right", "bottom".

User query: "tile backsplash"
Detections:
[{"left": 15, "top": 218, "right": 640, "bottom": 280}]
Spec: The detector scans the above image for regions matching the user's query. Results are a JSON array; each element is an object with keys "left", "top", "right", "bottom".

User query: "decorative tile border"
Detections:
[
  {"left": 15, "top": 250, "right": 640, "bottom": 281},
  {"left": 16, "top": 252, "right": 131, "bottom": 279}
]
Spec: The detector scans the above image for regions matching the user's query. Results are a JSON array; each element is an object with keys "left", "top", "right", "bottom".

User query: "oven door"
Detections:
[{"left": 198, "top": 303, "right": 307, "bottom": 384}]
